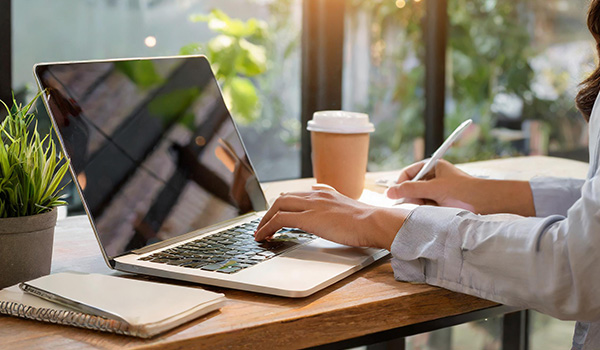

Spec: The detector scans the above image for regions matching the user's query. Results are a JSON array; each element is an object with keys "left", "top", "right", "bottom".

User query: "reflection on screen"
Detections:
[{"left": 36, "top": 57, "right": 267, "bottom": 258}]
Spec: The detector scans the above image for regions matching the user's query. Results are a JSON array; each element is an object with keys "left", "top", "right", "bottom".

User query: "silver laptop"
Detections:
[{"left": 34, "top": 55, "right": 388, "bottom": 297}]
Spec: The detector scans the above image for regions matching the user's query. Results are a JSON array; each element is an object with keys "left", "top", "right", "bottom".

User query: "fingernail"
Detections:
[{"left": 312, "top": 183, "right": 337, "bottom": 192}]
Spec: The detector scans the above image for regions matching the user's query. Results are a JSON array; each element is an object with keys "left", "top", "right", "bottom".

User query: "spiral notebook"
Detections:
[{"left": 0, "top": 272, "right": 225, "bottom": 338}]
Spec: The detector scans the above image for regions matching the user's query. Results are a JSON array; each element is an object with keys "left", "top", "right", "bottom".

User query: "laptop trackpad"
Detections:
[{"left": 282, "top": 238, "right": 381, "bottom": 265}]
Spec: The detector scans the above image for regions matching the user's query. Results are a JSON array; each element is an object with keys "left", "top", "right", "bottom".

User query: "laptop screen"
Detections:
[{"left": 35, "top": 56, "right": 268, "bottom": 258}]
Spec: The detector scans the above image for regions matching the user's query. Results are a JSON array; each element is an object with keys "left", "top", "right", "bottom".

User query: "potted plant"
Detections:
[{"left": 0, "top": 93, "right": 69, "bottom": 289}]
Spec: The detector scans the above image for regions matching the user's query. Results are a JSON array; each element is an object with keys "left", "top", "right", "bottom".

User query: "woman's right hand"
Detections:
[
  {"left": 254, "top": 190, "right": 410, "bottom": 250},
  {"left": 386, "top": 159, "right": 536, "bottom": 216}
]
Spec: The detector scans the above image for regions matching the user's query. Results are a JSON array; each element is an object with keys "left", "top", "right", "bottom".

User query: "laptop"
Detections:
[{"left": 34, "top": 55, "right": 388, "bottom": 297}]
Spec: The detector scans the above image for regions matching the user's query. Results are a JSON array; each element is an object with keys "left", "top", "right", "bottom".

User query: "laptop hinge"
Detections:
[{"left": 127, "top": 212, "right": 259, "bottom": 255}]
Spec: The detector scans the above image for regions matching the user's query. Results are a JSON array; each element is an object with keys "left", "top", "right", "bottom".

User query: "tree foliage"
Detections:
[{"left": 181, "top": 9, "right": 269, "bottom": 124}]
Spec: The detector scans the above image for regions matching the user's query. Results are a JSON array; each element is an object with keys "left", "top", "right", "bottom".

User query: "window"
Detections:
[
  {"left": 12, "top": 0, "right": 302, "bottom": 182},
  {"left": 344, "top": 0, "right": 426, "bottom": 171}
]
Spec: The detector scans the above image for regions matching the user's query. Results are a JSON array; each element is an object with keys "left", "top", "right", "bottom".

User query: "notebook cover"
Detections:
[{"left": 1, "top": 272, "right": 225, "bottom": 337}]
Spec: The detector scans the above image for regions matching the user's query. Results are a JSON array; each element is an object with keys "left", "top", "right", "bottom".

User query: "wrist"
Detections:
[{"left": 370, "top": 206, "right": 412, "bottom": 250}]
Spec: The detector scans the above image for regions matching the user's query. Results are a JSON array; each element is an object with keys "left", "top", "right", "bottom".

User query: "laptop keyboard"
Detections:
[{"left": 138, "top": 219, "right": 316, "bottom": 274}]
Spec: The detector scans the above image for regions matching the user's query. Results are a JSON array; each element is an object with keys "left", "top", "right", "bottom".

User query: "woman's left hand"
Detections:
[
  {"left": 254, "top": 190, "right": 410, "bottom": 250},
  {"left": 387, "top": 159, "right": 535, "bottom": 216}
]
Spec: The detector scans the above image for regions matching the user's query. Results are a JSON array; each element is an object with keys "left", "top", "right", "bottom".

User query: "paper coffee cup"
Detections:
[{"left": 308, "top": 111, "right": 374, "bottom": 199}]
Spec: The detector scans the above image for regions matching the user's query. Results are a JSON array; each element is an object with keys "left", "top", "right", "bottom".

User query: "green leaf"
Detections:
[
  {"left": 223, "top": 77, "right": 259, "bottom": 124},
  {"left": 180, "top": 43, "right": 204, "bottom": 56},
  {"left": 236, "top": 39, "right": 267, "bottom": 77},
  {"left": 43, "top": 160, "right": 69, "bottom": 201},
  {"left": 181, "top": 10, "right": 269, "bottom": 129},
  {"left": 190, "top": 9, "right": 268, "bottom": 38},
  {"left": 0, "top": 91, "right": 70, "bottom": 217},
  {"left": 114, "top": 61, "right": 164, "bottom": 88},
  {"left": 189, "top": 13, "right": 211, "bottom": 23},
  {"left": 147, "top": 88, "right": 201, "bottom": 127},
  {"left": 207, "top": 9, "right": 250, "bottom": 37},
  {"left": 207, "top": 35, "right": 238, "bottom": 78}
]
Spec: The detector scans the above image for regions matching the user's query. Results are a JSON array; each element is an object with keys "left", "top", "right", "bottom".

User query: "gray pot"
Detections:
[{"left": 0, "top": 208, "right": 57, "bottom": 289}]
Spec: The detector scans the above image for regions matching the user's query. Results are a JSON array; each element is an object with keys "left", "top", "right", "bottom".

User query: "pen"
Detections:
[
  {"left": 410, "top": 119, "right": 473, "bottom": 182},
  {"left": 391, "top": 119, "right": 472, "bottom": 206}
]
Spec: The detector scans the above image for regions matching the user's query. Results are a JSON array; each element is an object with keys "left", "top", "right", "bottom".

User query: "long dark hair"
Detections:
[{"left": 576, "top": 0, "right": 600, "bottom": 121}]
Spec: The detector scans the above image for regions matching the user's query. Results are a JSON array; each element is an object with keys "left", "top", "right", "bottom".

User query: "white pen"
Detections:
[
  {"left": 410, "top": 119, "right": 473, "bottom": 182},
  {"left": 391, "top": 119, "right": 472, "bottom": 205}
]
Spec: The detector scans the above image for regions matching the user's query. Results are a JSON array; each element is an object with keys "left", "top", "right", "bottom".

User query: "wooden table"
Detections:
[{"left": 0, "top": 156, "right": 588, "bottom": 349}]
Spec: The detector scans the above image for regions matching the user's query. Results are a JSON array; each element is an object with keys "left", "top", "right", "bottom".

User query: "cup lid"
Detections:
[{"left": 307, "top": 110, "right": 375, "bottom": 134}]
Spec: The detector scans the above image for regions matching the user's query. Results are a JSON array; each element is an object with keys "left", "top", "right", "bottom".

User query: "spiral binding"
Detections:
[{"left": 0, "top": 300, "right": 144, "bottom": 337}]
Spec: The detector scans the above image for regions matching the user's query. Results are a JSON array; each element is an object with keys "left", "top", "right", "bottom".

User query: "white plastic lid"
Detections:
[{"left": 307, "top": 110, "right": 375, "bottom": 134}]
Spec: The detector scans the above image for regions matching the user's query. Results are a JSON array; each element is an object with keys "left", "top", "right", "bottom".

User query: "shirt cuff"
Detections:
[
  {"left": 530, "top": 177, "right": 584, "bottom": 217},
  {"left": 390, "top": 205, "right": 467, "bottom": 284}
]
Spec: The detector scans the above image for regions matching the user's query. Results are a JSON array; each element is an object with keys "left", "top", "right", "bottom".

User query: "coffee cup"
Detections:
[{"left": 307, "top": 111, "right": 374, "bottom": 199}]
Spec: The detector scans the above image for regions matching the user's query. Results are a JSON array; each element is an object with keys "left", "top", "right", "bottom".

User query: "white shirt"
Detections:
[{"left": 390, "top": 93, "right": 600, "bottom": 350}]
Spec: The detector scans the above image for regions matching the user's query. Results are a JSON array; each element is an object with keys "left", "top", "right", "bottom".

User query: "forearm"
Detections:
[
  {"left": 473, "top": 178, "right": 535, "bottom": 216},
  {"left": 391, "top": 203, "right": 600, "bottom": 321},
  {"left": 387, "top": 161, "right": 537, "bottom": 216}
]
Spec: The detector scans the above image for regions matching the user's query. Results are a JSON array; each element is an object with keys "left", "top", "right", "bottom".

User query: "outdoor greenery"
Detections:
[
  {"left": 180, "top": 0, "right": 591, "bottom": 178},
  {"left": 181, "top": 9, "right": 269, "bottom": 124},
  {"left": 347, "top": 0, "right": 590, "bottom": 169},
  {"left": 0, "top": 93, "right": 69, "bottom": 218},
  {"left": 346, "top": 0, "right": 426, "bottom": 170},
  {"left": 182, "top": 1, "right": 302, "bottom": 180}
]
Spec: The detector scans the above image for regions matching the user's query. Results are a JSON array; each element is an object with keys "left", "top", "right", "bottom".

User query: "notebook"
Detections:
[
  {"left": 33, "top": 55, "right": 388, "bottom": 297},
  {"left": 0, "top": 272, "right": 225, "bottom": 338}
]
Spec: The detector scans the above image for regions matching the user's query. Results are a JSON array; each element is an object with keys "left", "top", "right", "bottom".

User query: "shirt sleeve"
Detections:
[
  {"left": 530, "top": 177, "right": 584, "bottom": 217},
  {"left": 390, "top": 174, "right": 600, "bottom": 322}
]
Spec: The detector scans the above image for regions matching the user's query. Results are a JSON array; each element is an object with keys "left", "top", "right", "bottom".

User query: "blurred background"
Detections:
[
  {"left": 6, "top": 0, "right": 593, "bottom": 348},
  {"left": 11, "top": 0, "right": 594, "bottom": 181}
]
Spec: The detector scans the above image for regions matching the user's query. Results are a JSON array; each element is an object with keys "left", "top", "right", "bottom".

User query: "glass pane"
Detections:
[
  {"left": 405, "top": 316, "right": 502, "bottom": 350},
  {"left": 12, "top": 0, "right": 301, "bottom": 183},
  {"left": 445, "top": 0, "right": 594, "bottom": 163},
  {"left": 344, "top": 0, "right": 426, "bottom": 171},
  {"left": 530, "top": 310, "right": 576, "bottom": 350}
]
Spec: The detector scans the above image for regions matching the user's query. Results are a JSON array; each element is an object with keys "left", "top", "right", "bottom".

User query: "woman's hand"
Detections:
[
  {"left": 254, "top": 190, "right": 410, "bottom": 250},
  {"left": 387, "top": 159, "right": 536, "bottom": 216}
]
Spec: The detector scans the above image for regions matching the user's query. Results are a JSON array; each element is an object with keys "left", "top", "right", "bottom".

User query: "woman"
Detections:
[{"left": 255, "top": 1, "right": 600, "bottom": 348}]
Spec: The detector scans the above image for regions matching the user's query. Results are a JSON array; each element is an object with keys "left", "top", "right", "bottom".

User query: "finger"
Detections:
[
  {"left": 396, "top": 160, "right": 427, "bottom": 183},
  {"left": 423, "top": 199, "right": 438, "bottom": 206},
  {"left": 257, "top": 194, "right": 311, "bottom": 231},
  {"left": 435, "top": 159, "right": 469, "bottom": 178},
  {"left": 433, "top": 159, "right": 451, "bottom": 176},
  {"left": 420, "top": 167, "right": 437, "bottom": 181},
  {"left": 394, "top": 197, "right": 427, "bottom": 206},
  {"left": 259, "top": 189, "right": 342, "bottom": 229},
  {"left": 255, "top": 211, "right": 307, "bottom": 241},
  {"left": 278, "top": 191, "right": 318, "bottom": 198},
  {"left": 312, "top": 183, "right": 338, "bottom": 192},
  {"left": 386, "top": 180, "right": 442, "bottom": 202}
]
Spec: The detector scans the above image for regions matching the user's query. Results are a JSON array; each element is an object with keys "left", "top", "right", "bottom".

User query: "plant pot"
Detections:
[{"left": 0, "top": 208, "right": 57, "bottom": 289}]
